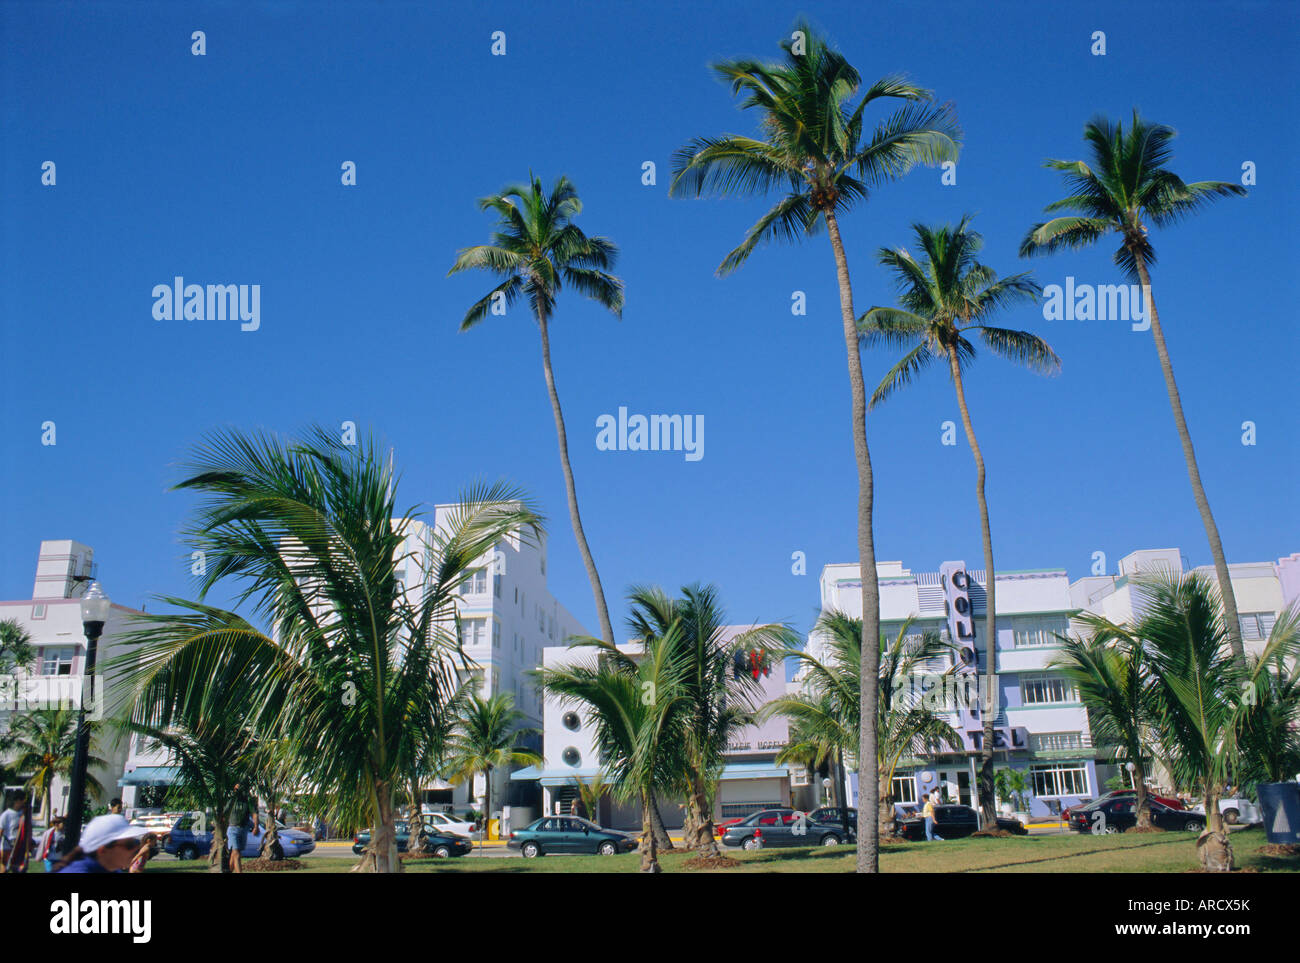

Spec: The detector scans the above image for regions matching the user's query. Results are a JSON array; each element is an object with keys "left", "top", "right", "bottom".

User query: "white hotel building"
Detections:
[{"left": 808, "top": 547, "right": 1300, "bottom": 817}]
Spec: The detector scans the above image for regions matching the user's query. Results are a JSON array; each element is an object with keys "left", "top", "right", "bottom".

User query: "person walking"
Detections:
[
  {"left": 1, "top": 791, "right": 30, "bottom": 873},
  {"left": 923, "top": 790, "right": 944, "bottom": 842},
  {"left": 52, "top": 814, "right": 149, "bottom": 873},
  {"left": 37, "top": 816, "right": 64, "bottom": 872},
  {"left": 226, "top": 782, "right": 259, "bottom": 874},
  {"left": 128, "top": 833, "right": 162, "bottom": 873}
]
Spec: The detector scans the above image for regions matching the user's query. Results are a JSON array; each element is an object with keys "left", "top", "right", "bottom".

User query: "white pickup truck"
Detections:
[{"left": 1190, "top": 796, "right": 1260, "bottom": 825}]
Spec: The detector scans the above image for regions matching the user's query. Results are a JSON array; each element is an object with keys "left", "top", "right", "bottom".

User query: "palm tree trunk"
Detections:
[
  {"left": 947, "top": 348, "right": 999, "bottom": 828},
  {"left": 639, "top": 790, "right": 660, "bottom": 873},
  {"left": 1198, "top": 782, "right": 1233, "bottom": 871},
  {"left": 691, "top": 775, "right": 720, "bottom": 856},
  {"left": 537, "top": 310, "right": 615, "bottom": 645},
  {"left": 648, "top": 790, "right": 673, "bottom": 850},
  {"left": 1134, "top": 772, "right": 1152, "bottom": 830},
  {"left": 877, "top": 770, "right": 896, "bottom": 839},
  {"left": 823, "top": 207, "right": 881, "bottom": 874},
  {"left": 1132, "top": 258, "right": 1245, "bottom": 662}
]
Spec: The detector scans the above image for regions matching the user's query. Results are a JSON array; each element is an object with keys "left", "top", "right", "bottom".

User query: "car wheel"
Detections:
[
  {"left": 598, "top": 841, "right": 617, "bottom": 856},
  {"left": 1184, "top": 819, "right": 1205, "bottom": 833},
  {"left": 1103, "top": 825, "right": 1122, "bottom": 835},
  {"left": 177, "top": 844, "right": 199, "bottom": 861},
  {"left": 521, "top": 841, "right": 540, "bottom": 858},
  {"left": 820, "top": 834, "right": 841, "bottom": 847},
  {"left": 741, "top": 836, "right": 761, "bottom": 851},
  {"left": 433, "top": 845, "right": 451, "bottom": 859},
  {"left": 1223, "top": 808, "right": 1239, "bottom": 825}
]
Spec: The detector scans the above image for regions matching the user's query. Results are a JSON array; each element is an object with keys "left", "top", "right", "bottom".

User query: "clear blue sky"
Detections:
[{"left": 2, "top": 1, "right": 1297, "bottom": 638}]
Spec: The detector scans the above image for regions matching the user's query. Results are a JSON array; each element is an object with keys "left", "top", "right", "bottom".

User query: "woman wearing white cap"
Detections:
[{"left": 52, "top": 814, "right": 150, "bottom": 873}]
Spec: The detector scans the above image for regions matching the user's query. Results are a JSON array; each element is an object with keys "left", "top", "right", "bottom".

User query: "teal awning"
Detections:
[
  {"left": 718, "top": 763, "right": 791, "bottom": 781},
  {"left": 118, "top": 766, "right": 179, "bottom": 787},
  {"left": 511, "top": 762, "right": 791, "bottom": 786}
]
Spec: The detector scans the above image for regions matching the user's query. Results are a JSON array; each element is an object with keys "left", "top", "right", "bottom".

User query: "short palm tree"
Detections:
[
  {"left": 538, "top": 628, "right": 690, "bottom": 873},
  {"left": 443, "top": 692, "right": 542, "bottom": 840},
  {"left": 621, "top": 583, "right": 798, "bottom": 855},
  {"left": 11, "top": 708, "right": 105, "bottom": 824},
  {"left": 763, "top": 611, "right": 960, "bottom": 838},
  {"left": 1051, "top": 615, "right": 1156, "bottom": 829},
  {"left": 1136, "top": 571, "right": 1247, "bottom": 870},
  {"left": 670, "top": 22, "right": 959, "bottom": 872},
  {"left": 449, "top": 174, "right": 624, "bottom": 646},
  {"left": 1236, "top": 603, "right": 1300, "bottom": 786},
  {"left": 1020, "top": 112, "right": 1248, "bottom": 660},
  {"left": 111, "top": 426, "right": 542, "bottom": 873},
  {"left": 0, "top": 618, "right": 35, "bottom": 673},
  {"left": 861, "top": 216, "right": 1057, "bottom": 825}
]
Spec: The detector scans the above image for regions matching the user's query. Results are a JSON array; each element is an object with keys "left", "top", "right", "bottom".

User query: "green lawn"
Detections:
[{"left": 81, "top": 828, "right": 1297, "bottom": 874}]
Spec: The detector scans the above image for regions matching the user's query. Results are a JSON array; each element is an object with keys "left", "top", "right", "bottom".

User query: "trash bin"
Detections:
[{"left": 1257, "top": 781, "right": 1300, "bottom": 844}]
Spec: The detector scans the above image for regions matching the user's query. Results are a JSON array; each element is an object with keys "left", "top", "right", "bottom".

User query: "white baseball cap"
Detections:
[{"left": 78, "top": 813, "right": 149, "bottom": 852}]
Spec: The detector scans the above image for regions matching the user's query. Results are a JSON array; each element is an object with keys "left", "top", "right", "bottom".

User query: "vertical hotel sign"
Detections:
[{"left": 939, "top": 561, "right": 977, "bottom": 673}]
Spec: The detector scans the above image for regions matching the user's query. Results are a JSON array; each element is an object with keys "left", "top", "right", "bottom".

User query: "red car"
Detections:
[{"left": 1060, "top": 789, "right": 1182, "bottom": 823}]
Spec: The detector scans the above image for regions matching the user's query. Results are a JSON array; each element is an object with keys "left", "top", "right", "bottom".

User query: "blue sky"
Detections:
[{"left": 2, "top": 1, "right": 1297, "bottom": 639}]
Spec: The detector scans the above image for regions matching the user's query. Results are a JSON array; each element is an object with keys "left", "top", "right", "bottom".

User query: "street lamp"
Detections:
[
  {"left": 64, "top": 581, "right": 111, "bottom": 852},
  {"left": 1126, "top": 761, "right": 1137, "bottom": 790}
]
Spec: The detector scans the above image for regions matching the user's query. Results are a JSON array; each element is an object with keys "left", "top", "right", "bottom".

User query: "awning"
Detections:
[
  {"left": 511, "top": 762, "right": 792, "bottom": 786},
  {"left": 117, "top": 766, "right": 179, "bottom": 787},
  {"left": 718, "top": 763, "right": 791, "bottom": 782}
]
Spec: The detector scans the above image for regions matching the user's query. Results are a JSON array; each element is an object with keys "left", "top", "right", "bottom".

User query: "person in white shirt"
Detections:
[{"left": 1, "top": 792, "right": 28, "bottom": 871}]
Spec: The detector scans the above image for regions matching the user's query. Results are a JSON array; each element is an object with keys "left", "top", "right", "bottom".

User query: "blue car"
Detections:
[{"left": 165, "top": 814, "right": 316, "bottom": 860}]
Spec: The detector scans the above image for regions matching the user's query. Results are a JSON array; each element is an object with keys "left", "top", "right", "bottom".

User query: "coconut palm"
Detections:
[
  {"left": 1020, "top": 112, "right": 1248, "bottom": 660},
  {"left": 1051, "top": 615, "right": 1157, "bottom": 829},
  {"left": 538, "top": 628, "right": 690, "bottom": 872},
  {"left": 0, "top": 618, "right": 35, "bottom": 673},
  {"left": 763, "top": 611, "right": 960, "bottom": 838},
  {"left": 670, "top": 22, "right": 959, "bottom": 872},
  {"left": 449, "top": 174, "right": 624, "bottom": 646},
  {"left": 861, "top": 216, "right": 1057, "bottom": 824},
  {"left": 1135, "top": 570, "right": 1247, "bottom": 870},
  {"left": 443, "top": 691, "right": 542, "bottom": 842},
  {"left": 10, "top": 708, "right": 105, "bottom": 824},
  {"left": 1236, "top": 603, "right": 1300, "bottom": 786},
  {"left": 110, "top": 426, "right": 543, "bottom": 873},
  {"left": 619, "top": 584, "right": 798, "bottom": 855}
]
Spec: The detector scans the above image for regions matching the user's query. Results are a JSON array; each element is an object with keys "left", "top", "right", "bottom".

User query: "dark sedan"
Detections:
[
  {"left": 720, "top": 808, "right": 854, "bottom": 850},
  {"left": 895, "top": 804, "right": 1028, "bottom": 840},
  {"left": 1068, "top": 797, "right": 1205, "bottom": 835},
  {"left": 352, "top": 820, "right": 474, "bottom": 858},
  {"left": 507, "top": 816, "right": 638, "bottom": 857}
]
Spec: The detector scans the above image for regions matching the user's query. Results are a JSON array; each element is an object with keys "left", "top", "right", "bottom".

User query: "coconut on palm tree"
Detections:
[
  {"left": 763, "top": 611, "right": 960, "bottom": 838},
  {"left": 111, "top": 426, "right": 542, "bottom": 873},
  {"left": 1051, "top": 615, "right": 1157, "bottom": 829},
  {"left": 10, "top": 708, "right": 105, "bottom": 824},
  {"left": 670, "top": 22, "right": 959, "bottom": 871},
  {"left": 860, "top": 216, "right": 1058, "bottom": 825},
  {"left": 1020, "top": 112, "right": 1248, "bottom": 659},
  {"left": 538, "top": 626, "right": 690, "bottom": 872},
  {"left": 443, "top": 692, "right": 542, "bottom": 842},
  {"left": 450, "top": 174, "right": 624, "bottom": 646}
]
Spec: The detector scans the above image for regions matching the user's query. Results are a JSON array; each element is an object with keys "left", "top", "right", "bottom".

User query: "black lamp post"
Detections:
[{"left": 64, "top": 581, "right": 110, "bottom": 852}]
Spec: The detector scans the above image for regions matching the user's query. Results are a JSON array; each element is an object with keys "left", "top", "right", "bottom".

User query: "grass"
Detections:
[{"left": 60, "top": 828, "right": 1298, "bottom": 874}]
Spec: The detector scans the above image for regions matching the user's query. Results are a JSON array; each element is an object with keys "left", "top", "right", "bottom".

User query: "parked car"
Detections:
[
  {"left": 1190, "top": 796, "right": 1260, "bottom": 825},
  {"left": 1068, "top": 797, "right": 1205, "bottom": 834},
  {"left": 507, "top": 816, "right": 638, "bottom": 857},
  {"left": 894, "top": 804, "right": 1028, "bottom": 840},
  {"left": 1060, "top": 789, "right": 1184, "bottom": 824},
  {"left": 351, "top": 820, "right": 473, "bottom": 858},
  {"left": 720, "top": 808, "right": 853, "bottom": 850},
  {"left": 165, "top": 814, "right": 317, "bottom": 860},
  {"left": 421, "top": 811, "right": 478, "bottom": 837},
  {"left": 808, "top": 806, "right": 857, "bottom": 828}
]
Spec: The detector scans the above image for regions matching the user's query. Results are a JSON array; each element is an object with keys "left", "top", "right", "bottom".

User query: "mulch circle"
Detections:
[
  {"left": 683, "top": 853, "right": 743, "bottom": 869},
  {"left": 970, "top": 829, "right": 1014, "bottom": 838},
  {"left": 881, "top": 836, "right": 910, "bottom": 845},
  {"left": 1257, "top": 844, "right": 1300, "bottom": 857},
  {"left": 1125, "top": 826, "right": 1166, "bottom": 834},
  {"left": 243, "top": 858, "right": 305, "bottom": 872},
  {"left": 1184, "top": 867, "right": 1258, "bottom": 873}
]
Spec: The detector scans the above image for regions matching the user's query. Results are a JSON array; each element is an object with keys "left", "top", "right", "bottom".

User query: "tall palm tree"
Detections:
[
  {"left": 763, "top": 611, "right": 960, "bottom": 838},
  {"left": 1020, "top": 112, "right": 1248, "bottom": 660},
  {"left": 1051, "top": 616, "right": 1156, "bottom": 829},
  {"left": 670, "top": 22, "right": 959, "bottom": 872},
  {"left": 621, "top": 584, "right": 797, "bottom": 855},
  {"left": 450, "top": 174, "right": 624, "bottom": 646},
  {"left": 110, "top": 426, "right": 542, "bottom": 873},
  {"left": 538, "top": 626, "right": 690, "bottom": 872},
  {"left": 1135, "top": 571, "right": 1246, "bottom": 870},
  {"left": 11, "top": 708, "right": 105, "bottom": 824},
  {"left": 860, "top": 216, "right": 1058, "bottom": 824},
  {"left": 443, "top": 691, "right": 542, "bottom": 841}
]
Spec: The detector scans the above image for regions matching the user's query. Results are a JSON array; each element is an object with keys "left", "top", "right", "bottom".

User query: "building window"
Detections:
[
  {"left": 1011, "top": 617, "right": 1069, "bottom": 648},
  {"left": 563, "top": 711, "right": 581, "bottom": 732},
  {"left": 1030, "top": 731, "right": 1084, "bottom": 752},
  {"left": 493, "top": 622, "right": 501, "bottom": 649},
  {"left": 1030, "top": 764, "right": 1089, "bottom": 797},
  {"left": 1020, "top": 673, "right": 1077, "bottom": 705},
  {"left": 463, "top": 568, "right": 487, "bottom": 596},
  {"left": 30, "top": 604, "right": 46, "bottom": 621},
  {"left": 494, "top": 574, "right": 501, "bottom": 598},
  {"left": 891, "top": 776, "right": 916, "bottom": 804},
  {"left": 459, "top": 618, "right": 487, "bottom": 648},
  {"left": 562, "top": 747, "right": 581, "bottom": 767},
  {"left": 1239, "top": 612, "right": 1276, "bottom": 642},
  {"left": 537, "top": 605, "right": 545, "bottom": 631},
  {"left": 40, "top": 647, "right": 75, "bottom": 676}
]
